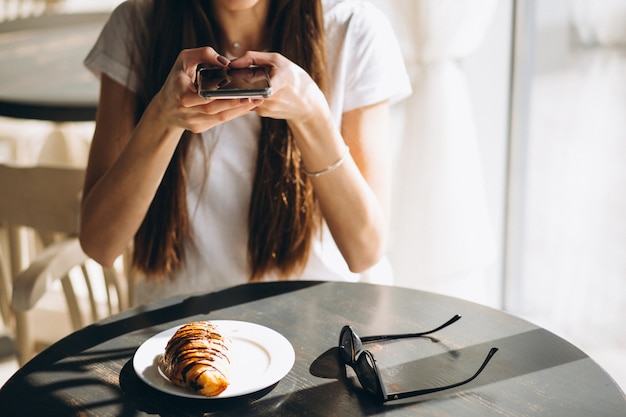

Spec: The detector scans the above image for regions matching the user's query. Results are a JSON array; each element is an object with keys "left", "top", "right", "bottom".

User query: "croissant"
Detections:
[{"left": 159, "top": 321, "right": 232, "bottom": 396}]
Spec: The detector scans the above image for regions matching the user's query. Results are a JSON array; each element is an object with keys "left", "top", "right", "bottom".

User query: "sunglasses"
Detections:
[{"left": 338, "top": 315, "right": 499, "bottom": 402}]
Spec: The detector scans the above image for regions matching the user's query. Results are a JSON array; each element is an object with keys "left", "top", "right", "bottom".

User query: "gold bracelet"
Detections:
[{"left": 304, "top": 146, "right": 350, "bottom": 178}]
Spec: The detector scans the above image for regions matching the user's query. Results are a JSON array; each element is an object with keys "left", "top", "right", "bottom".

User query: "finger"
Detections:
[
  {"left": 229, "top": 51, "right": 283, "bottom": 69},
  {"left": 187, "top": 97, "right": 263, "bottom": 117},
  {"left": 180, "top": 89, "right": 214, "bottom": 108},
  {"left": 179, "top": 47, "right": 230, "bottom": 78},
  {"left": 211, "top": 101, "right": 263, "bottom": 122},
  {"left": 183, "top": 99, "right": 264, "bottom": 132},
  {"left": 203, "top": 98, "right": 264, "bottom": 115}
]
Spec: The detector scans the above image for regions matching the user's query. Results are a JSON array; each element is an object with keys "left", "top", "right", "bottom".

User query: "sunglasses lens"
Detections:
[
  {"left": 339, "top": 326, "right": 354, "bottom": 363},
  {"left": 355, "top": 351, "right": 382, "bottom": 397}
]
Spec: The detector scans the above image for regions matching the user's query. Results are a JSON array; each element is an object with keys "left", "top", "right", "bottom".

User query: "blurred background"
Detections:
[{"left": 1, "top": 0, "right": 624, "bottom": 391}]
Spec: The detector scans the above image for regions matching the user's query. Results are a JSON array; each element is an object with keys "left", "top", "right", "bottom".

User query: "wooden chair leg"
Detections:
[
  {"left": 60, "top": 274, "right": 83, "bottom": 331},
  {"left": 14, "top": 310, "right": 33, "bottom": 366},
  {"left": 104, "top": 263, "right": 128, "bottom": 313},
  {"left": 79, "top": 264, "right": 99, "bottom": 322},
  {"left": 0, "top": 243, "right": 14, "bottom": 331}
]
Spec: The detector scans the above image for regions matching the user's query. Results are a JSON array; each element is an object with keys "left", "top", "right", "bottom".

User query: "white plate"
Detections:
[{"left": 133, "top": 320, "right": 295, "bottom": 399}]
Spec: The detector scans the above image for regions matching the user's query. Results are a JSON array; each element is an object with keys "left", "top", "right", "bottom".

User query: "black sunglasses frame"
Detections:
[{"left": 339, "top": 315, "right": 499, "bottom": 403}]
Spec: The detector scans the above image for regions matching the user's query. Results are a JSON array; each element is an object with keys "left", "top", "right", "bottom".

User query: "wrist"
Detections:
[
  {"left": 143, "top": 93, "right": 186, "bottom": 142},
  {"left": 303, "top": 145, "right": 350, "bottom": 178},
  {"left": 289, "top": 108, "right": 349, "bottom": 175}
]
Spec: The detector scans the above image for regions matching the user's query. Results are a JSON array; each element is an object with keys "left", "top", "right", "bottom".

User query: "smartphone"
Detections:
[{"left": 197, "top": 65, "right": 272, "bottom": 99}]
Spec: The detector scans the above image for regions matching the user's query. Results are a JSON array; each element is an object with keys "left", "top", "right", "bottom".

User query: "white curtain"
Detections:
[
  {"left": 369, "top": 0, "right": 498, "bottom": 304},
  {"left": 572, "top": 0, "right": 626, "bottom": 46}
]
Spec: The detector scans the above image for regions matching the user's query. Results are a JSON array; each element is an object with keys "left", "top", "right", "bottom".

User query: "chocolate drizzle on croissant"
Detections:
[{"left": 160, "top": 321, "right": 232, "bottom": 396}]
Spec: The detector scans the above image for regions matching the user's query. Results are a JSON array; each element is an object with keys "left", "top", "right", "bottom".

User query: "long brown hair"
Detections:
[{"left": 132, "top": 0, "right": 327, "bottom": 281}]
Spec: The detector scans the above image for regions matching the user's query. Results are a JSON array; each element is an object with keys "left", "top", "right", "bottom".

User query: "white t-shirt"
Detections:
[{"left": 85, "top": 0, "right": 411, "bottom": 305}]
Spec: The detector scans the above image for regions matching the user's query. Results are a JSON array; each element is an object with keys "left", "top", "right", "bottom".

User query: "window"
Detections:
[{"left": 506, "top": 0, "right": 626, "bottom": 388}]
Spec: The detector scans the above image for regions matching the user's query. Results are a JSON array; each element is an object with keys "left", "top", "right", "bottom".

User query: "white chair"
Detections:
[{"left": 0, "top": 163, "right": 127, "bottom": 365}]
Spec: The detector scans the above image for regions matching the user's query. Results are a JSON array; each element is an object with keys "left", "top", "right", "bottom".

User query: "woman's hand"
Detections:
[
  {"left": 80, "top": 46, "right": 264, "bottom": 267},
  {"left": 228, "top": 51, "right": 328, "bottom": 124},
  {"left": 152, "top": 47, "right": 264, "bottom": 134},
  {"left": 230, "top": 51, "right": 391, "bottom": 273}
]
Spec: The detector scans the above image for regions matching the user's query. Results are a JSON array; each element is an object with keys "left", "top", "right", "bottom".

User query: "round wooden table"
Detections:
[
  {"left": 0, "top": 281, "right": 624, "bottom": 416},
  {"left": 0, "top": 12, "right": 105, "bottom": 122}
]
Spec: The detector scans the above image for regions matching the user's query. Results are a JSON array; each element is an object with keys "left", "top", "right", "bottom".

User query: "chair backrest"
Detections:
[
  {"left": 1, "top": 0, "right": 64, "bottom": 22},
  {"left": 0, "top": 164, "right": 83, "bottom": 236}
]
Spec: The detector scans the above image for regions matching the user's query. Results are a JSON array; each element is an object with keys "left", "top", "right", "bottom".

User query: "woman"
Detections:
[{"left": 80, "top": 0, "right": 411, "bottom": 305}]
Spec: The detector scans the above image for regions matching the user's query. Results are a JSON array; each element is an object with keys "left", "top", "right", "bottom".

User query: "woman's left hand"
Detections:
[
  {"left": 230, "top": 51, "right": 391, "bottom": 274},
  {"left": 228, "top": 51, "right": 328, "bottom": 124}
]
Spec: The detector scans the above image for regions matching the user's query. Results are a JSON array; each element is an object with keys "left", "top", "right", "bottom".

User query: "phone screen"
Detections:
[{"left": 197, "top": 66, "right": 272, "bottom": 99}]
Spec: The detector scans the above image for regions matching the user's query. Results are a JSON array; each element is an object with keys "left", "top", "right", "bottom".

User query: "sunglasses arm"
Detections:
[
  {"left": 360, "top": 315, "right": 462, "bottom": 343},
  {"left": 381, "top": 347, "right": 499, "bottom": 403}
]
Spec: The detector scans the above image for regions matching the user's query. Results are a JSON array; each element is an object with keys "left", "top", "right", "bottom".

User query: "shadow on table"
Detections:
[
  {"left": 118, "top": 356, "right": 364, "bottom": 417},
  {"left": 15, "top": 281, "right": 324, "bottom": 376},
  {"left": 311, "top": 328, "right": 587, "bottom": 385},
  {"left": 307, "top": 328, "right": 589, "bottom": 408},
  {"left": 0, "top": 281, "right": 323, "bottom": 416},
  {"left": 119, "top": 359, "right": 281, "bottom": 415}
]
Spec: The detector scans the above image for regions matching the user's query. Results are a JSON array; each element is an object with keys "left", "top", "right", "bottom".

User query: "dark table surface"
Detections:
[
  {"left": 1, "top": 281, "right": 624, "bottom": 416},
  {"left": 0, "top": 12, "right": 106, "bottom": 122}
]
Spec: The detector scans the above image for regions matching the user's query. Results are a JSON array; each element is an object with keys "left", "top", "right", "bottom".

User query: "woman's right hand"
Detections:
[
  {"left": 151, "top": 47, "right": 264, "bottom": 134},
  {"left": 80, "top": 47, "right": 262, "bottom": 267}
]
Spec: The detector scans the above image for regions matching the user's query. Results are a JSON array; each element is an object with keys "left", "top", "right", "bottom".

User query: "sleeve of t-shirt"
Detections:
[
  {"left": 339, "top": 2, "right": 412, "bottom": 112},
  {"left": 83, "top": 1, "right": 149, "bottom": 93}
]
